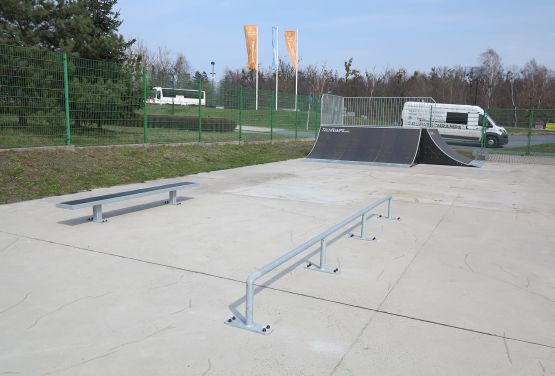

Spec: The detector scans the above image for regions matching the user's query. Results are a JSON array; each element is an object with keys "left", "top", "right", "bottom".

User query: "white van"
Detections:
[{"left": 401, "top": 102, "right": 508, "bottom": 147}]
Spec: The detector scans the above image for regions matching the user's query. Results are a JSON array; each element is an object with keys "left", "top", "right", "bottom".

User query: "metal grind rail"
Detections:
[{"left": 225, "top": 195, "right": 399, "bottom": 335}]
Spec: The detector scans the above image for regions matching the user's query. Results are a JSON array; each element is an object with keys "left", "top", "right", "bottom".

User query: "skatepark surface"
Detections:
[{"left": 1, "top": 158, "right": 554, "bottom": 375}]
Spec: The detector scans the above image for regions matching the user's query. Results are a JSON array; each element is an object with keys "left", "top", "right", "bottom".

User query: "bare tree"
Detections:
[
  {"left": 173, "top": 53, "right": 192, "bottom": 86},
  {"left": 303, "top": 63, "right": 332, "bottom": 100},
  {"left": 521, "top": 59, "right": 549, "bottom": 108},
  {"left": 154, "top": 46, "right": 173, "bottom": 73},
  {"left": 505, "top": 68, "right": 519, "bottom": 126},
  {"left": 479, "top": 48, "right": 503, "bottom": 108},
  {"left": 365, "top": 67, "right": 376, "bottom": 97},
  {"left": 127, "top": 39, "right": 153, "bottom": 66}
]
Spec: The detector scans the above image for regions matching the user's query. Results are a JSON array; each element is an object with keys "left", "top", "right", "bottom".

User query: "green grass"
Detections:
[
  {"left": 0, "top": 103, "right": 319, "bottom": 148},
  {"left": 506, "top": 127, "right": 555, "bottom": 136},
  {"left": 146, "top": 104, "right": 320, "bottom": 131},
  {"left": 0, "top": 141, "right": 313, "bottom": 204},
  {"left": 0, "top": 123, "right": 313, "bottom": 149},
  {"left": 453, "top": 148, "right": 475, "bottom": 159}
]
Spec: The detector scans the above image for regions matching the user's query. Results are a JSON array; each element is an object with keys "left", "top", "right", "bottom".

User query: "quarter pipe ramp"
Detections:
[{"left": 307, "top": 126, "right": 478, "bottom": 167}]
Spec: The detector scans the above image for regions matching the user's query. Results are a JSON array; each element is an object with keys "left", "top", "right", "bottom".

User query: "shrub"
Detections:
[{"left": 147, "top": 115, "right": 237, "bottom": 132}]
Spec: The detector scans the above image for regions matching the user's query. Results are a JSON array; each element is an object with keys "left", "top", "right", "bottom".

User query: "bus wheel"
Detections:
[{"left": 486, "top": 136, "right": 498, "bottom": 148}]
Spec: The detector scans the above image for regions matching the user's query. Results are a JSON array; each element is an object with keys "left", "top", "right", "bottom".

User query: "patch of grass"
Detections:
[
  {"left": 499, "top": 143, "right": 555, "bottom": 154},
  {"left": 0, "top": 121, "right": 314, "bottom": 148},
  {"left": 0, "top": 141, "right": 313, "bottom": 204},
  {"left": 453, "top": 148, "right": 475, "bottom": 159}
]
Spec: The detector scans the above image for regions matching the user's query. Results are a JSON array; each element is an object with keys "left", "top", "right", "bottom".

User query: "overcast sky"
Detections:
[{"left": 117, "top": 0, "right": 555, "bottom": 77}]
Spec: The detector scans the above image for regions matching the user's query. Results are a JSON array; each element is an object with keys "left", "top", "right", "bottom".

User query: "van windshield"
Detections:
[
  {"left": 479, "top": 114, "right": 496, "bottom": 128},
  {"left": 486, "top": 114, "right": 497, "bottom": 127}
]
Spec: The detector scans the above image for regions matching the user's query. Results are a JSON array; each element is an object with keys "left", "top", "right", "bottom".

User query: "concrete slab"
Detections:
[
  {"left": 1, "top": 158, "right": 554, "bottom": 375},
  {"left": 332, "top": 312, "right": 555, "bottom": 376}
]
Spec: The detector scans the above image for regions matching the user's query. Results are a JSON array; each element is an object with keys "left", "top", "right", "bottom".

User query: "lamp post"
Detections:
[{"left": 210, "top": 61, "right": 215, "bottom": 87}]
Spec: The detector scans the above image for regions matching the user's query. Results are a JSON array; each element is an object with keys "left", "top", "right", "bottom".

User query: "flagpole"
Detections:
[
  {"left": 275, "top": 26, "right": 279, "bottom": 111},
  {"left": 255, "top": 27, "right": 259, "bottom": 111},
  {"left": 306, "top": 103, "right": 311, "bottom": 130},
  {"left": 294, "top": 28, "right": 298, "bottom": 111}
]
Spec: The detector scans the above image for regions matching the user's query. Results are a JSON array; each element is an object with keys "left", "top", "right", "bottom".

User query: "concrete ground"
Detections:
[{"left": 1, "top": 158, "right": 554, "bottom": 375}]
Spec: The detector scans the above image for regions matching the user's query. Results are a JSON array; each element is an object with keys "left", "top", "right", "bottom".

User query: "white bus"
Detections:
[{"left": 148, "top": 87, "right": 206, "bottom": 106}]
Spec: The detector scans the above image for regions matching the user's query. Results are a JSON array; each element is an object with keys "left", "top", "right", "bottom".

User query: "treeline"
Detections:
[
  {"left": 2, "top": 1, "right": 554, "bottom": 110},
  {"left": 220, "top": 49, "right": 555, "bottom": 109},
  {"left": 128, "top": 41, "right": 209, "bottom": 88}
]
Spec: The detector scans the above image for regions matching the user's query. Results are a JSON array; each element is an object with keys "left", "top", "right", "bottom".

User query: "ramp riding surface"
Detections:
[
  {"left": 307, "top": 126, "right": 478, "bottom": 167},
  {"left": 417, "top": 129, "right": 476, "bottom": 166},
  {"left": 307, "top": 126, "right": 421, "bottom": 167}
]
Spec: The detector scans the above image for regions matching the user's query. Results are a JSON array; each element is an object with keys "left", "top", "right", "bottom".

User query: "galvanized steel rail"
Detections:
[
  {"left": 56, "top": 182, "right": 196, "bottom": 223},
  {"left": 225, "top": 195, "right": 399, "bottom": 335}
]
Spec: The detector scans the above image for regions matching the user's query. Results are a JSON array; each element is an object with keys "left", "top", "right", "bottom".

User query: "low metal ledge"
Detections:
[{"left": 56, "top": 182, "right": 197, "bottom": 222}]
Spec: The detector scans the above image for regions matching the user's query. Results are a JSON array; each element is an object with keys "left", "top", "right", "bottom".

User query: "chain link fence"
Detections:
[
  {"left": 486, "top": 108, "right": 555, "bottom": 156},
  {"left": 0, "top": 44, "right": 319, "bottom": 148},
  {"left": 0, "top": 45, "right": 66, "bottom": 147}
]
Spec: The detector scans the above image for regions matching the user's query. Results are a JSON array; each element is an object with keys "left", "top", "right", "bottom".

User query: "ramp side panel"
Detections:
[
  {"left": 417, "top": 129, "right": 476, "bottom": 167},
  {"left": 307, "top": 126, "right": 421, "bottom": 166}
]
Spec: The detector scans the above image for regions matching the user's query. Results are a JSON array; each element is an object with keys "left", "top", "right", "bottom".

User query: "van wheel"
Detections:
[{"left": 486, "top": 136, "right": 498, "bottom": 148}]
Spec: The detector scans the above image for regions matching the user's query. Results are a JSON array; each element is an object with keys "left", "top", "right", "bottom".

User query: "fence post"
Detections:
[
  {"left": 294, "top": 96, "right": 299, "bottom": 140},
  {"left": 527, "top": 109, "right": 535, "bottom": 156},
  {"left": 143, "top": 66, "right": 148, "bottom": 144},
  {"left": 239, "top": 85, "right": 243, "bottom": 143},
  {"left": 270, "top": 92, "right": 274, "bottom": 142},
  {"left": 198, "top": 79, "right": 203, "bottom": 143},
  {"left": 314, "top": 99, "right": 320, "bottom": 138},
  {"left": 481, "top": 110, "right": 488, "bottom": 149},
  {"left": 63, "top": 53, "right": 71, "bottom": 145}
]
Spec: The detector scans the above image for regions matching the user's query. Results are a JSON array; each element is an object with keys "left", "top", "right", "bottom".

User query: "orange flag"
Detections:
[
  {"left": 243, "top": 25, "right": 258, "bottom": 69},
  {"left": 284, "top": 30, "right": 298, "bottom": 71}
]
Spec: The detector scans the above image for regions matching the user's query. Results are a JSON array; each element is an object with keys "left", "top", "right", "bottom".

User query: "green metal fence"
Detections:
[
  {"left": 0, "top": 45, "right": 66, "bottom": 147},
  {"left": 485, "top": 108, "right": 555, "bottom": 156},
  {"left": 0, "top": 44, "right": 320, "bottom": 148}
]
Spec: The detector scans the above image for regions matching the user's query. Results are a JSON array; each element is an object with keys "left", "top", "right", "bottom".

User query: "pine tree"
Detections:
[{"left": 0, "top": 0, "right": 134, "bottom": 62}]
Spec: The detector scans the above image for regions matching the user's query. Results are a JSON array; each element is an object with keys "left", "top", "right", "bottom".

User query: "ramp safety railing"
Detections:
[
  {"left": 225, "top": 195, "right": 399, "bottom": 335},
  {"left": 320, "top": 94, "right": 436, "bottom": 127}
]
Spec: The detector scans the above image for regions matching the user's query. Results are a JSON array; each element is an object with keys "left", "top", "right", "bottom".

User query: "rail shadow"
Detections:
[{"left": 57, "top": 196, "right": 193, "bottom": 226}]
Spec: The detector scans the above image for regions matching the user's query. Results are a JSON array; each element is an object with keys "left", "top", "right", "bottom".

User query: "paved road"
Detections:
[
  {"left": 449, "top": 134, "right": 555, "bottom": 150},
  {"left": 506, "top": 134, "right": 555, "bottom": 147}
]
